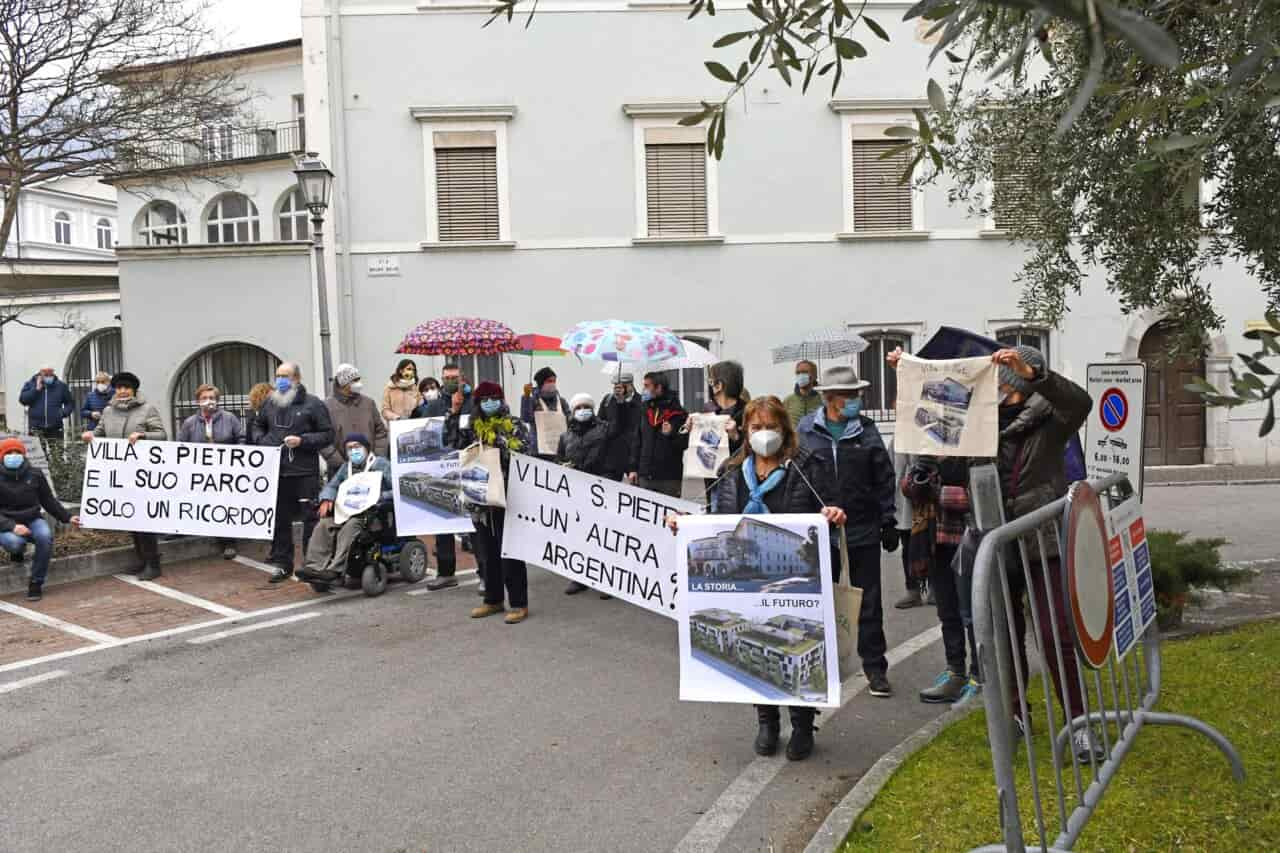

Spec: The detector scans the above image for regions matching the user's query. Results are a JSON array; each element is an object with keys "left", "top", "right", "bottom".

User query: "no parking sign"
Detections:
[{"left": 1086, "top": 363, "right": 1146, "bottom": 497}]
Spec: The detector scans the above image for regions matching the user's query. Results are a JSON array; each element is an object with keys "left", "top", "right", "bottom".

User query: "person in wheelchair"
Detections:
[{"left": 298, "top": 433, "right": 392, "bottom": 583}]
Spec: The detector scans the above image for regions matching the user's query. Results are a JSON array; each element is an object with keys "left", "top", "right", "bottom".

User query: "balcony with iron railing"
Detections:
[{"left": 127, "top": 120, "right": 305, "bottom": 172}]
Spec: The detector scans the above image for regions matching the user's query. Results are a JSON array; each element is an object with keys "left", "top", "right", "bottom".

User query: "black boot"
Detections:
[
  {"left": 787, "top": 708, "right": 818, "bottom": 761},
  {"left": 26, "top": 581, "right": 42, "bottom": 602},
  {"left": 139, "top": 562, "right": 161, "bottom": 581},
  {"left": 753, "top": 705, "right": 781, "bottom": 756}
]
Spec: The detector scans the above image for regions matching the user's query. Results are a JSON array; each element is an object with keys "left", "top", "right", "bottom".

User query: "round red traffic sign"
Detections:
[
  {"left": 1063, "top": 482, "right": 1116, "bottom": 669},
  {"left": 1099, "top": 388, "right": 1129, "bottom": 433}
]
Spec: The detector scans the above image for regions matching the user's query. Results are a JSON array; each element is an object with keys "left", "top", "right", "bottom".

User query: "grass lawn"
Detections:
[{"left": 840, "top": 619, "right": 1280, "bottom": 852}]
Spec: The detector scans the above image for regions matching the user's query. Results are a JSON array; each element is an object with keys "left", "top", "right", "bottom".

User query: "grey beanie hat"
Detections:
[
  {"left": 999, "top": 345, "right": 1046, "bottom": 395},
  {"left": 333, "top": 363, "right": 360, "bottom": 388}
]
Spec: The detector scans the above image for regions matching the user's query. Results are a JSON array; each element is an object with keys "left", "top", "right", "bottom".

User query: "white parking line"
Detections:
[
  {"left": 233, "top": 554, "right": 301, "bottom": 581},
  {"left": 187, "top": 611, "right": 323, "bottom": 645},
  {"left": 0, "top": 669, "right": 69, "bottom": 695},
  {"left": 0, "top": 600, "right": 118, "bottom": 645},
  {"left": 671, "top": 625, "right": 942, "bottom": 853},
  {"left": 113, "top": 574, "right": 243, "bottom": 618}
]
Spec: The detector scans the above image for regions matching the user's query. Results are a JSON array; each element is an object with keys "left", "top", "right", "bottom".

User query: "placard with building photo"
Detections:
[
  {"left": 389, "top": 417, "right": 475, "bottom": 536},
  {"left": 894, "top": 354, "right": 1000, "bottom": 457},
  {"left": 676, "top": 514, "right": 840, "bottom": 708}
]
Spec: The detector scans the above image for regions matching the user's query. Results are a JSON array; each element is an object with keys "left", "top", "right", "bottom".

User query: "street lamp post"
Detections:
[{"left": 293, "top": 152, "right": 336, "bottom": 385}]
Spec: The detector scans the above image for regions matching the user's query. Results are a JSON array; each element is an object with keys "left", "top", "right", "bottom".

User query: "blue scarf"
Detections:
[{"left": 742, "top": 455, "right": 786, "bottom": 515}]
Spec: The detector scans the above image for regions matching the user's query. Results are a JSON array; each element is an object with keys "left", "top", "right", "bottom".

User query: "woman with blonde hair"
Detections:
[{"left": 672, "top": 395, "right": 846, "bottom": 760}]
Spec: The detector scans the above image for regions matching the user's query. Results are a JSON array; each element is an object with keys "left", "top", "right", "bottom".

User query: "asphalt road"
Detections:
[{"left": 1, "top": 483, "right": 1275, "bottom": 853}]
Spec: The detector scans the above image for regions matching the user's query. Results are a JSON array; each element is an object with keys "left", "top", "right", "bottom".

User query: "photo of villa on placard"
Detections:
[
  {"left": 396, "top": 419, "right": 451, "bottom": 463},
  {"left": 687, "top": 517, "right": 822, "bottom": 593},
  {"left": 689, "top": 609, "right": 828, "bottom": 702}
]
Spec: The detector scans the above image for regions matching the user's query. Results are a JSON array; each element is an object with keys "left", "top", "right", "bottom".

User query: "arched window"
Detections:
[
  {"left": 858, "top": 329, "right": 914, "bottom": 420},
  {"left": 277, "top": 188, "right": 310, "bottom": 241},
  {"left": 996, "top": 325, "right": 1050, "bottom": 364},
  {"left": 206, "top": 193, "right": 260, "bottom": 243},
  {"left": 96, "top": 218, "right": 114, "bottom": 250},
  {"left": 137, "top": 201, "right": 188, "bottom": 245},
  {"left": 171, "top": 342, "right": 281, "bottom": 428},
  {"left": 53, "top": 211, "right": 72, "bottom": 244},
  {"left": 65, "top": 327, "right": 124, "bottom": 430}
]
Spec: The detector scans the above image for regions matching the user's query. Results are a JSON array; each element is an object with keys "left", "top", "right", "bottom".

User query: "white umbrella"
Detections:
[
  {"left": 771, "top": 328, "right": 869, "bottom": 364},
  {"left": 599, "top": 339, "right": 717, "bottom": 378}
]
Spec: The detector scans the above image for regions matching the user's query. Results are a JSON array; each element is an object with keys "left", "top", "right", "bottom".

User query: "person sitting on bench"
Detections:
[
  {"left": 0, "top": 437, "right": 80, "bottom": 601},
  {"left": 298, "top": 433, "right": 392, "bottom": 582}
]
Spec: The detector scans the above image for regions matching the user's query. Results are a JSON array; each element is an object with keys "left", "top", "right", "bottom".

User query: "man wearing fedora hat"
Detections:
[{"left": 797, "top": 365, "right": 898, "bottom": 697}]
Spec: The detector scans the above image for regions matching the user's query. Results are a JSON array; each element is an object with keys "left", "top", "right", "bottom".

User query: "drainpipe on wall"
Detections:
[{"left": 327, "top": 0, "right": 357, "bottom": 363}]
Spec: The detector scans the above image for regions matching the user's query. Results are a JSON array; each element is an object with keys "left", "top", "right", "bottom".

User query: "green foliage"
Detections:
[
  {"left": 1146, "top": 529, "right": 1251, "bottom": 611},
  {"left": 473, "top": 416, "right": 525, "bottom": 452},
  {"left": 1187, "top": 309, "right": 1280, "bottom": 436}
]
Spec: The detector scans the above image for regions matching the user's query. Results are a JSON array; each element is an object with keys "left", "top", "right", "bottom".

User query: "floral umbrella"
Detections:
[
  {"left": 396, "top": 317, "right": 520, "bottom": 356},
  {"left": 599, "top": 338, "right": 717, "bottom": 378},
  {"left": 560, "top": 319, "right": 685, "bottom": 363}
]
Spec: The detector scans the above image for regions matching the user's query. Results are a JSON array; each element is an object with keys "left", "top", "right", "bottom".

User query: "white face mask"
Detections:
[
  {"left": 749, "top": 429, "right": 783, "bottom": 459},
  {"left": 199, "top": 399, "right": 218, "bottom": 411},
  {"left": 573, "top": 408, "right": 594, "bottom": 423},
  {"left": 350, "top": 381, "right": 364, "bottom": 393},
  {"left": 95, "top": 383, "right": 109, "bottom": 393},
  {"left": 425, "top": 389, "right": 440, "bottom": 401}
]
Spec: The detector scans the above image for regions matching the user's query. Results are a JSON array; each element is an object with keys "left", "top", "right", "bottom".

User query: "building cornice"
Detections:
[
  {"left": 828, "top": 98, "right": 930, "bottom": 113},
  {"left": 622, "top": 100, "right": 709, "bottom": 118},
  {"left": 409, "top": 105, "right": 518, "bottom": 122},
  {"left": 116, "top": 242, "right": 311, "bottom": 260}
]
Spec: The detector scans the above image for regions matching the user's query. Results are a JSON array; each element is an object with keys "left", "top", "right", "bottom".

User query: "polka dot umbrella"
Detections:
[
  {"left": 395, "top": 317, "right": 521, "bottom": 356},
  {"left": 559, "top": 319, "right": 685, "bottom": 363}
]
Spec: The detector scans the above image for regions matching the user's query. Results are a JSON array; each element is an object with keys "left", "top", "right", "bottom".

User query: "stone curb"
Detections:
[
  {"left": 803, "top": 698, "right": 981, "bottom": 853},
  {"left": 0, "top": 536, "right": 221, "bottom": 595}
]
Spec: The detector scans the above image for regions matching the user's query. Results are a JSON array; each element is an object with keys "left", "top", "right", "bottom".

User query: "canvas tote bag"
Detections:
[
  {"left": 833, "top": 524, "right": 865, "bottom": 681},
  {"left": 459, "top": 442, "right": 507, "bottom": 508}
]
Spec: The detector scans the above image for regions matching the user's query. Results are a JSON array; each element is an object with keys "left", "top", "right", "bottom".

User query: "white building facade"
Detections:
[{"left": 108, "top": 3, "right": 1279, "bottom": 470}]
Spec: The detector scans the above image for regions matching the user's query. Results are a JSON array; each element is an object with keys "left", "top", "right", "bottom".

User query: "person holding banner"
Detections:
[
  {"left": 253, "top": 362, "right": 335, "bottom": 583},
  {"left": 0, "top": 437, "right": 80, "bottom": 601},
  {"left": 672, "top": 395, "right": 845, "bottom": 761},
  {"left": 558, "top": 392, "right": 613, "bottom": 597},
  {"left": 82, "top": 371, "right": 167, "bottom": 579},
  {"left": 797, "top": 366, "right": 898, "bottom": 699},
  {"left": 298, "top": 433, "right": 392, "bottom": 583},
  {"left": 177, "top": 384, "right": 247, "bottom": 560},
  {"left": 447, "top": 381, "right": 532, "bottom": 624}
]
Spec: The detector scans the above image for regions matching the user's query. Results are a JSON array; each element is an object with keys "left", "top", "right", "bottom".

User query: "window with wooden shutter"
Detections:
[
  {"left": 434, "top": 130, "right": 500, "bottom": 242},
  {"left": 644, "top": 130, "right": 708, "bottom": 237},
  {"left": 852, "top": 140, "right": 914, "bottom": 231},
  {"left": 993, "top": 156, "right": 1040, "bottom": 231}
]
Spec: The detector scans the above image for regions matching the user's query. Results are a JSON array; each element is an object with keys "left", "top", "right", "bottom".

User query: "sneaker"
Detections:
[
  {"left": 867, "top": 673, "right": 893, "bottom": 698},
  {"left": 139, "top": 564, "right": 161, "bottom": 581},
  {"left": 504, "top": 607, "right": 529, "bottom": 624},
  {"left": 26, "top": 581, "right": 42, "bottom": 602},
  {"left": 564, "top": 581, "right": 588, "bottom": 595},
  {"left": 959, "top": 678, "right": 982, "bottom": 702},
  {"left": 269, "top": 567, "right": 293, "bottom": 583},
  {"left": 924, "top": 584, "right": 936, "bottom": 607},
  {"left": 919, "top": 670, "right": 968, "bottom": 704},
  {"left": 222, "top": 546, "right": 238, "bottom": 560},
  {"left": 1073, "top": 727, "right": 1106, "bottom": 763},
  {"left": 425, "top": 575, "right": 459, "bottom": 591},
  {"left": 1012, "top": 715, "right": 1034, "bottom": 740},
  {"left": 894, "top": 589, "right": 923, "bottom": 609},
  {"left": 471, "top": 603, "right": 504, "bottom": 619}
]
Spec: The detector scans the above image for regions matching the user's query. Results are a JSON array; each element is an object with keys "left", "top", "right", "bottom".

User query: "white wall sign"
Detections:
[
  {"left": 501, "top": 454, "right": 701, "bottom": 618},
  {"left": 1085, "top": 362, "right": 1146, "bottom": 497},
  {"left": 676, "top": 513, "right": 840, "bottom": 708},
  {"left": 367, "top": 255, "right": 401, "bottom": 277},
  {"left": 79, "top": 439, "right": 280, "bottom": 539}
]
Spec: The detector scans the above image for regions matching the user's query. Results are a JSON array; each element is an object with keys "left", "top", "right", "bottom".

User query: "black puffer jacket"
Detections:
[
  {"left": 0, "top": 461, "right": 71, "bottom": 532},
  {"left": 632, "top": 392, "right": 689, "bottom": 481},
  {"left": 796, "top": 411, "right": 896, "bottom": 548},
  {"left": 253, "top": 385, "right": 335, "bottom": 478},
  {"left": 711, "top": 447, "right": 833, "bottom": 516},
  {"left": 557, "top": 417, "right": 611, "bottom": 476},
  {"left": 598, "top": 394, "right": 642, "bottom": 480}
]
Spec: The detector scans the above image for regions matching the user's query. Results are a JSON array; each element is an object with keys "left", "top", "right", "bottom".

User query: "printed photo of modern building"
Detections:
[
  {"left": 687, "top": 518, "right": 819, "bottom": 588},
  {"left": 690, "top": 609, "right": 827, "bottom": 701}
]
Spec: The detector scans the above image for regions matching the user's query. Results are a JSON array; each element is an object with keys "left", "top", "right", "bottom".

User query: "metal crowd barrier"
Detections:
[{"left": 969, "top": 472, "right": 1245, "bottom": 853}]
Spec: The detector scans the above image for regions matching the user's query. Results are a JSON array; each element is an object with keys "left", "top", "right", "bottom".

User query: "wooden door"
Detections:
[{"left": 1138, "top": 324, "right": 1205, "bottom": 466}]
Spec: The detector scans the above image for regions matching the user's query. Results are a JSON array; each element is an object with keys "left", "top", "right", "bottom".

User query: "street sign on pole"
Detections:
[{"left": 1086, "top": 363, "right": 1146, "bottom": 498}]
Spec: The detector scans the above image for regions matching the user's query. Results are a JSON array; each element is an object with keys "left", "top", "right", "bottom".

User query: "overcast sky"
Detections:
[{"left": 207, "top": 0, "right": 302, "bottom": 49}]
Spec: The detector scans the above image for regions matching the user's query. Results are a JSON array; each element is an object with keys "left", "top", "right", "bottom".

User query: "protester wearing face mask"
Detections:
[
  {"left": 82, "top": 372, "right": 167, "bottom": 579},
  {"left": 626, "top": 371, "right": 689, "bottom": 497},
  {"left": 382, "top": 359, "right": 423, "bottom": 422},
  {"left": 520, "top": 366, "right": 571, "bottom": 462},
  {"left": 81, "top": 371, "right": 114, "bottom": 425},
  {"left": 784, "top": 360, "right": 822, "bottom": 427},
  {"left": 558, "top": 392, "right": 614, "bottom": 597},
  {"left": 177, "top": 384, "right": 247, "bottom": 559},
  {"left": 707, "top": 360, "right": 748, "bottom": 454},
  {"left": 20, "top": 365, "right": 74, "bottom": 446},
  {"left": 597, "top": 372, "right": 642, "bottom": 483},
  {"left": 0, "top": 437, "right": 80, "bottom": 601},
  {"left": 297, "top": 434, "right": 393, "bottom": 585},
  {"left": 796, "top": 366, "right": 898, "bottom": 699},
  {"left": 668, "top": 396, "right": 845, "bottom": 761},
  {"left": 322, "top": 363, "right": 388, "bottom": 475},
  {"left": 253, "top": 362, "right": 335, "bottom": 582},
  {"left": 419, "top": 365, "right": 471, "bottom": 590},
  {"left": 416, "top": 377, "right": 445, "bottom": 417},
  {"left": 446, "top": 382, "right": 531, "bottom": 623}
]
